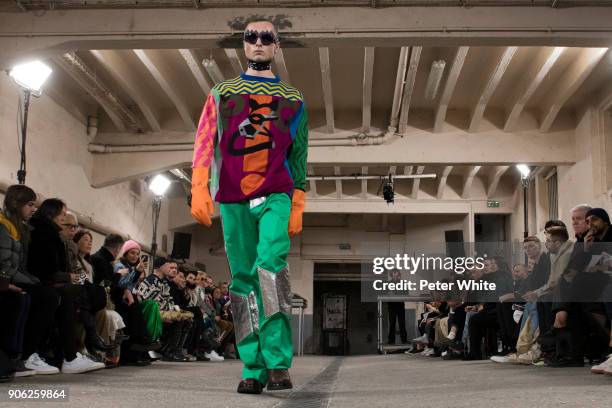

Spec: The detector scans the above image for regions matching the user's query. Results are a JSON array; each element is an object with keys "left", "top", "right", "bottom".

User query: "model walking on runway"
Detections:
[{"left": 190, "top": 19, "right": 308, "bottom": 394}]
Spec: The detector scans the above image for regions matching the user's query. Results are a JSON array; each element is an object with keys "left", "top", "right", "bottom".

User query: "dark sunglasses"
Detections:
[{"left": 243, "top": 30, "right": 278, "bottom": 46}]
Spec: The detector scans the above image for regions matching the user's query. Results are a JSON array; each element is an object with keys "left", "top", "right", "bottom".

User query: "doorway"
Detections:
[{"left": 312, "top": 263, "right": 379, "bottom": 355}]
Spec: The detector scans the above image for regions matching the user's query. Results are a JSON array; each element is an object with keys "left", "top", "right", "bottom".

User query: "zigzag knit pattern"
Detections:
[{"left": 215, "top": 76, "right": 303, "bottom": 101}]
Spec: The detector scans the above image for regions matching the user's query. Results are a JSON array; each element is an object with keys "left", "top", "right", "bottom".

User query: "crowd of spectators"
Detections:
[
  {"left": 0, "top": 184, "right": 235, "bottom": 382},
  {"left": 406, "top": 204, "right": 612, "bottom": 376}
]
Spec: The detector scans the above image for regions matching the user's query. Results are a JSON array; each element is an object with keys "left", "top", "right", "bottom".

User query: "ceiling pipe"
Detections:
[
  {"left": 88, "top": 143, "right": 193, "bottom": 153},
  {"left": 89, "top": 130, "right": 401, "bottom": 153},
  {"left": 307, "top": 174, "right": 436, "bottom": 181}
]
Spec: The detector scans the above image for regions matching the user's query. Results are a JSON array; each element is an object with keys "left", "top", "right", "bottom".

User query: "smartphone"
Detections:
[{"left": 141, "top": 255, "right": 149, "bottom": 263}]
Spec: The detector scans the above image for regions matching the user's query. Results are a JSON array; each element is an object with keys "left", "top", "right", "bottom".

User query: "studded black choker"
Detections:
[{"left": 247, "top": 60, "right": 271, "bottom": 71}]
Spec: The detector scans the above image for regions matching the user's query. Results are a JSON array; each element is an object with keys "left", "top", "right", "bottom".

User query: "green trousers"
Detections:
[
  {"left": 220, "top": 193, "right": 293, "bottom": 384},
  {"left": 140, "top": 299, "right": 162, "bottom": 342}
]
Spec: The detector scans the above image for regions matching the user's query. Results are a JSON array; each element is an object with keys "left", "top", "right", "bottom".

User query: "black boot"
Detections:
[
  {"left": 237, "top": 379, "right": 264, "bottom": 394},
  {"left": 85, "top": 332, "right": 116, "bottom": 352},
  {"left": 267, "top": 369, "right": 293, "bottom": 391},
  {"left": 162, "top": 322, "right": 183, "bottom": 359}
]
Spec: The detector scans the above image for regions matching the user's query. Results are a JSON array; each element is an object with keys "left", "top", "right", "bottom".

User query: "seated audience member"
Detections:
[
  {"left": 90, "top": 234, "right": 124, "bottom": 287},
  {"left": 183, "top": 270, "right": 219, "bottom": 361},
  {"left": 28, "top": 199, "right": 104, "bottom": 373},
  {"left": 466, "top": 257, "right": 513, "bottom": 360},
  {"left": 112, "top": 240, "right": 157, "bottom": 366},
  {"left": 523, "top": 226, "right": 573, "bottom": 334},
  {"left": 192, "top": 271, "right": 225, "bottom": 361},
  {"left": 62, "top": 220, "right": 114, "bottom": 355},
  {"left": 73, "top": 230, "right": 126, "bottom": 365},
  {"left": 0, "top": 185, "right": 41, "bottom": 377},
  {"left": 491, "top": 263, "right": 530, "bottom": 363},
  {"left": 437, "top": 285, "right": 467, "bottom": 360},
  {"left": 412, "top": 299, "right": 448, "bottom": 356},
  {"left": 212, "top": 286, "right": 236, "bottom": 356},
  {"left": 135, "top": 258, "right": 192, "bottom": 362},
  {"left": 89, "top": 233, "right": 127, "bottom": 366},
  {"left": 546, "top": 208, "right": 611, "bottom": 367}
]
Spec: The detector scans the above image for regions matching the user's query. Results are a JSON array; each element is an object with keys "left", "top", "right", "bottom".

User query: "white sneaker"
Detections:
[
  {"left": 412, "top": 334, "right": 429, "bottom": 344},
  {"left": 83, "top": 353, "right": 106, "bottom": 370},
  {"left": 591, "top": 354, "right": 612, "bottom": 374},
  {"left": 421, "top": 348, "right": 435, "bottom": 357},
  {"left": 490, "top": 355, "right": 506, "bottom": 363},
  {"left": 204, "top": 350, "right": 224, "bottom": 362},
  {"left": 61, "top": 352, "right": 105, "bottom": 374},
  {"left": 490, "top": 353, "right": 517, "bottom": 364},
  {"left": 24, "top": 353, "right": 59, "bottom": 375}
]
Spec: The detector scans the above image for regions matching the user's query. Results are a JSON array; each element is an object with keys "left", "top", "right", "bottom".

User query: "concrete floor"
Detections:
[{"left": 1, "top": 354, "right": 610, "bottom": 408}]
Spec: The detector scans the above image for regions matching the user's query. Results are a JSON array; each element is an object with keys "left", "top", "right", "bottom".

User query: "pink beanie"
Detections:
[{"left": 120, "top": 239, "right": 141, "bottom": 256}]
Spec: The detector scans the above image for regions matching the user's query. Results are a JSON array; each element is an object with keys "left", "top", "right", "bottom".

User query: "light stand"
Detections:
[
  {"left": 9, "top": 60, "right": 52, "bottom": 185},
  {"left": 149, "top": 195, "right": 162, "bottom": 276},
  {"left": 517, "top": 164, "right": 531, "bottom": 239},
  {"left": 148, "top": 174, "right": 172, "bottom": 275},
  {"left": 521, "top": 176, "right": 529, "bottom": 240},
  {"left": 517, "top": 164, "right": 532, "bottom": 265},
  {"left": 17, "top": 89, "right": 31, "bottom": 184}
]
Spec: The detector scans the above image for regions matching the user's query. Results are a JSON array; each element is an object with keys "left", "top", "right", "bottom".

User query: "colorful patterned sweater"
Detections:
[{"left": 192, "top": 73, "right": 308, "bottom": 203}]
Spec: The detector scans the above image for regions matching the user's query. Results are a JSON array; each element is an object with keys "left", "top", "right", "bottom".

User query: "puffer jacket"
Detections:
[{"left": 0, "top": 211, "right": 39, "bottom": 286}]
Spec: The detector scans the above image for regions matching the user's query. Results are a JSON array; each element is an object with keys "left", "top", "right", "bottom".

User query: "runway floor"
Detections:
[{"left": 1, "top": 354, "right": 610, "bottom": 408}]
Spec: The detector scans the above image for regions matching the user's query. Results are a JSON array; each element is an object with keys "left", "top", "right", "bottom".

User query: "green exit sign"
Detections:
[{"left": 487, "top": 200, "right": 501, "bottom": 208}]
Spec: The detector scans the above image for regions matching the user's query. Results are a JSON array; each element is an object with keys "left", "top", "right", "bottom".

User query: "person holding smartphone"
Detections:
[{"left": 112, "top": 240, "right": 158, "bottom": 366}]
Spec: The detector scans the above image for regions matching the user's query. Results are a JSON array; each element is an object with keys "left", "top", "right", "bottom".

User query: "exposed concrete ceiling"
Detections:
[
  {"left": 45, "top": 44, "right": 610, "bottom": 136},
  {"left": 9, "top": 1, "right": 612, "bottom": 11},
  {"left": 0, "top": 4, "right": 606, "bottom": 207}
]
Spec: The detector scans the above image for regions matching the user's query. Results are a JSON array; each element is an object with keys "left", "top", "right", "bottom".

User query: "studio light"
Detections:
[
  {"left": 149, "top": 174, "right": 172, "bottom": 197},
  {"left": 9, "top": 60, "right": 52, "bottom": 96},
  {"left": 8, "top": 60, "right": 53, "bottom": 184},
  {"left": 516, "top": 164, "right": 531, "bottom": 179}
]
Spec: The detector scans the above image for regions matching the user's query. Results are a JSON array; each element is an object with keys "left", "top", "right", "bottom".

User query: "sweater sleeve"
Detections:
[
  {"left": 192, "top": 91, "right": 218, "bottom": 171},
  {"left": 287, "top": 101, "right": 309, "bottom": 192}
]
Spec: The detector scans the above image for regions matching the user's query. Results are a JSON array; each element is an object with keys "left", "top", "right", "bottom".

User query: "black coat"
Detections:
[
  {"left": 27, "top": 215, "right": 70, "bottom": 286},
  {"left": 527, "top": 252, "right": 551, "bottom": 291},
  {"left": 90, "top": 246, "right": 115, "bottom": 286}
]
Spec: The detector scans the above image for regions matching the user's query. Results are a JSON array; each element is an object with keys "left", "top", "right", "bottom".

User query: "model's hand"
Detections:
[
  {"left": 191, "top": 167, "right": 214, "bottom": 227},
  {"left": 288, "top": 189, "right": 305, "bottom": 237}
]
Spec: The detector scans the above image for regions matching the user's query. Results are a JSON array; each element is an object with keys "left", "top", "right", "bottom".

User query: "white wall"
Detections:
[
  {"left": 0, "top": 74, "right": 168, "bottom": 252},
  {"left": 558, "top": 108, "right": 612, "bottom": 231}
]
